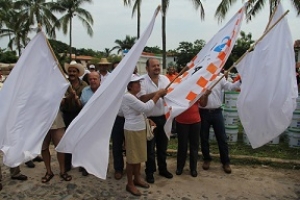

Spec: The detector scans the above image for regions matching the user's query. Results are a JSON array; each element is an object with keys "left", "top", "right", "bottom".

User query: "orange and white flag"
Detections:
[{"left": 163, "top": 4, "right": 246, "bottom": 137}]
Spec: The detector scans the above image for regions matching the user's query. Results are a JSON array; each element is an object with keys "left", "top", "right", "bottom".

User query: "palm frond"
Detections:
[{"left": 215, "top": 0, "right": 238, "bottom": 22}]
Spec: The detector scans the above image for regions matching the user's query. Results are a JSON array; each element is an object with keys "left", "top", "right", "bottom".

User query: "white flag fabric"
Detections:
[
  {"left": 0, "top": 32, "right": 69, "bottom": 167},
  {"left": 56, "top": 6, "right": 160, "bottom": 179},
  {"left": 236, "top": 3, "right": 297, "bottom": 148},
  {"left": 163, "top": 5, "right": 245, "bottom": 137}
]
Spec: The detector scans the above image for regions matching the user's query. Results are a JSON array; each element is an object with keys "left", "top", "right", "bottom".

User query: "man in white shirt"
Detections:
[
  {"left": 98, "top": 58, "right": 111, "bottom": 83},
  {"left": 199, "top": 75, "right": 241, "bottom": 174},
  {"left": 138, "top": 58, "right": 173, "bottom": 183}
]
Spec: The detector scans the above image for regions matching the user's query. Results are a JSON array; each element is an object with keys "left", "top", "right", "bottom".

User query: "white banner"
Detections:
[
  {"left": 236, "top": 3, "right": 297, "bottom": 148},
  {"left": 0, "top": 32, "right": 69, "bottom": 167}
]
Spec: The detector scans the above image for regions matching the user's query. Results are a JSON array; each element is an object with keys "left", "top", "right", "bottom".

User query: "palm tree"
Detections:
[
  {"left": 103, "top": 48, "right": 113, "bottom": 57},
  {"left": 13, "top": 0, "right": 59, "bottom": 38},
  {"left": 161, "top": 0, "right": 205, "bottom": 69},
  {"left": 215, "top": 0, "right": 300, "bottom": 22},
  {"left": 123, "top": 0, "right": 142, "bottom": 39},
  {"left": 112, "top": 35, "right": 137, "bottom": 54},
  {"left": 52, "top": 0, "right": 94, "bottom": 60},
  {"left": 0, "top": 11, "right": 31, "bottom": 56}
]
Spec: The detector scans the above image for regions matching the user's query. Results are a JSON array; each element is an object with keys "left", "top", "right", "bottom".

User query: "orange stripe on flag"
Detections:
[
  {"left": 189, "top": 62, "right": 194, "bottom": 69},
  {"left": 235, "top": 19, "right": 240, "bottom": 25},
  {"left": 218, "top": 52, "right": 226, "bottom": 61},
  {"left": 226, "top": 39, "right": 231, "bottom": 47},
  {"left": 174, "top": 77, "right": 182, "bottom": 84},
  {"left": 167, "top": 87, "right": 174, "bottom": 93},
  {"left": 197, "top": 76, "right": 208, "bottom": 87},
  {"left": 186, "top": 91, "right": 197, "bottom": 101},
  {"left": 206, "top": 63, "right": 218, "bottom": 74},
  {"left": 182, "top": 71, "right": 189, "bottom": 78},
  {"left": 165, "top": 111, "right": 170, "bottom": 119},
  {"left": 209, "top": 74, "right": 218, "bottom": 81}
]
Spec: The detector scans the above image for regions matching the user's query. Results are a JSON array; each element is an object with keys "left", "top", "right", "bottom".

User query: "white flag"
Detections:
[
  {"left": 163, "top": 5, "right": 245, "bottom": 137},
  {"left": 236, "top": 3, "right": 297, "bottom": 148},
  {"left": 56, "top": 6, "right": 160, "bottom": 179},
  {"left": 0, "top": 32, "right": 69, "bottom": 167}
]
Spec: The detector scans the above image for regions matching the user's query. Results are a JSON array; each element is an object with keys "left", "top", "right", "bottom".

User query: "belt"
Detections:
[{"left": 200, "top": 107, "right": 222, "bottom": 113}]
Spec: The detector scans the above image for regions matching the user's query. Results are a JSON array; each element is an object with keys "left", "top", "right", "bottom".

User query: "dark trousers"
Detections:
[
  {"left": 176, "top": 122, "right": 200, "bottom": 171},
  {"left": 63, "top": 112, "right": 78, "bottom": 171},
  {"left": 111, "top": 116, "right": 125, "bottom": 172},
  {"left": 199, "top": 108, "right": 230, "bottom": 165},
  {"left": 145, "top": 115, "right": 169, "bottom": 175}
]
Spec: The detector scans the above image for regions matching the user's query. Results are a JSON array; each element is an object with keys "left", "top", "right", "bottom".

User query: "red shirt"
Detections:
[{"left": 175, "top": 103, "right": 201, "bottom": 124}]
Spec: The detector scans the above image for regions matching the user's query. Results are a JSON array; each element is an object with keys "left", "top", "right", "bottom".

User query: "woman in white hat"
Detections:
[{"left": 120, "top": 74, "right": 167, "bottom": 196}]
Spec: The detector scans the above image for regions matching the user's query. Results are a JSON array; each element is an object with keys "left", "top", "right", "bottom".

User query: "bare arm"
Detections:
[
  {"left": 199, "top": 89, "right": 211, "bottom": 107},
  {"left": 140, "top": 92, "right": 157, "bottom": 103}
]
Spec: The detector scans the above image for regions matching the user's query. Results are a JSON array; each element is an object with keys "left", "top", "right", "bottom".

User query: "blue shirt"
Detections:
[{"left": 80, "top": 86, "right": 94, "bottom": 106}]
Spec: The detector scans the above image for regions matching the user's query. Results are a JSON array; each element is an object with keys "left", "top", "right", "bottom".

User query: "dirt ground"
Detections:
[{"left": 0, "top": 151, "right": 299, "bottom": 200}]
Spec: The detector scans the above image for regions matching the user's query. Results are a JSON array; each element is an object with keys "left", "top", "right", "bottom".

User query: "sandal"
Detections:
[
  {"left": 60, "top": 173, "right": 72, "bottom": 181},
  {"left": 41, "top": 172, "right": 54, "bottom": 183}
]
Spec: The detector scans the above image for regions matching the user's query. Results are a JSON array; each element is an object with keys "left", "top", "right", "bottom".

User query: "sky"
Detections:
[{"left": 0, "top": 0, "right": 299, "bottom": 53}]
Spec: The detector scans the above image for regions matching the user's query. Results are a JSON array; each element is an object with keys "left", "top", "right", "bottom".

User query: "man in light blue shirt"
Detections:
[
  {"left": 78, "top": 72, "right": 101, "bottom": 176},
  {"left": 80, "top": 72, "right": 101, "bottom": 106}
]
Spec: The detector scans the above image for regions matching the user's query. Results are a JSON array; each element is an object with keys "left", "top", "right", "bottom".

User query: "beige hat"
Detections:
[
  {"left": 64, "top": 60, "right": 85, "bottom": 77},
  {"left": 98, "top": 58, "right": 111, "bottom": 65}
]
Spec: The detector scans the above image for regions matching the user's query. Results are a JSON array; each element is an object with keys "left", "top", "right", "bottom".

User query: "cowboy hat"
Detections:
[
  {"left": 64, "top": 60, "right": 85, "bottom": 77},
  {"left": 98, "top": 58, "right": 111, "bottom": 65}
]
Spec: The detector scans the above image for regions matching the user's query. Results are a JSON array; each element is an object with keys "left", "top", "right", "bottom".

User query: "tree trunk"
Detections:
[
  {"left": 137, "top": 2, "right": 140, "bottom": 39},
  {"left": 162, "top": 0, "right": 167, "bottom": 70},
  {"left": 69, "top": 16, "right": 73, "bottom": 61}
]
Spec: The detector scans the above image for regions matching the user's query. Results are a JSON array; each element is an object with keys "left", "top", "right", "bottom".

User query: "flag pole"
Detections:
[
  {"left": 165, "top": 66, "right": 189, "bottom": 89},
  {"left": 37, "top": 24, "right": 72, "bottom": 91},
  {"left": 209, "top": 9, "right": 289, "bottom": 90},
  {"left": 264, "top": 2, "right": 280, "bottom": 32}
]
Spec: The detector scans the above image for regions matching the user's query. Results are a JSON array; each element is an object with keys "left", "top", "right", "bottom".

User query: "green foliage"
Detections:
[
  {"left": 174, "top": 39, "right": 206, "bottom": 68},
  {"left": 112, "top": 35, "right": 137, "bottom": 54},
  {"left": 143, "top": 46, "right": 162, "bottom": 54},
  {"left": 223, "top": 31, "right": 255, "bottom": 72},
  {"left": 0, "top": 50, "right": 18, "bottom": 63}
]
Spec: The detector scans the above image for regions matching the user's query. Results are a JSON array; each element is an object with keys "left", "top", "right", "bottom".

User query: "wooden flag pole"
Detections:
[
  {"left": 208, "top": 9, "right": 289, "bottom": 90},
  {"left": 165, "top": 66, "right": 189, "bottom": 89},
  {"left": 264, "top": 1, "right": 280, "bottom": 32}
]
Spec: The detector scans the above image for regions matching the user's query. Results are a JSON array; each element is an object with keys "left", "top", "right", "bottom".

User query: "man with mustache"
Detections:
[{"left": 61, "top": 60, "right": 88, "bottom": 172}]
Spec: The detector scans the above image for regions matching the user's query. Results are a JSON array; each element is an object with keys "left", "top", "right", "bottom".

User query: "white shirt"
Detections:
[
  {"left": 200, "top": 76, "right": 241, "bottom": 109},
  {"left": 138, "top": 74, "right": 170, "bottom": 117},
  {"left": 121, "top": 93, "right": 155, "bottom": 131},
  {"left": 100, "top": 72, "right": 110, "bottom": 83}
]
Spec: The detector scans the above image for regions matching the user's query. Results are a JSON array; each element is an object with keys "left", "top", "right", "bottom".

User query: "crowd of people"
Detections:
[{"left": 2, "top": 57, "right": 282, "bottom": 196}]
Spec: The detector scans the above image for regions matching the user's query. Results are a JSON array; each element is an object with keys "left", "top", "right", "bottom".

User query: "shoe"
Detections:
[
  {"left": 32, "top": 156, "right": 43, "bottom": 162},
  {"left": 25, "top": 161, "right": 35, "bottom": 168},
  {"left": 133, "top": 180, "right": 150, "bottom": 189},
  {"left": 175, "top": 169, "right": 182, "bottom": 175},
  {"left": 114, "top": 171, "right": 122, "bottom": 180},
  {"left": 146, "top": 174, "right": 154, "bottom": 184},
  {"left": 82, "top": 168, "right": 88, "bottom": 176},
  {"left": 223, "top": 164, "right": 232, "bottom": 174},
  {"left": 126, "top": 185, "right": 141, "bottom": 196},
  {"left": 11, "top": 174, "right": 28, "bottom": 180},
  {"left": 0, "top": 183, "right": 2, "bottom": 191},
  {"left": 190, "top": 170, "right": 198, "bottom": 177},
  {"left": 41, "top": 172, "right": 54, "bottom": 183},
  {"left": 202, "top": 161, "right": 210, "bottom": 170},
  {"left": 159, "top": 170, "right": 173, "bottom": 179}
]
